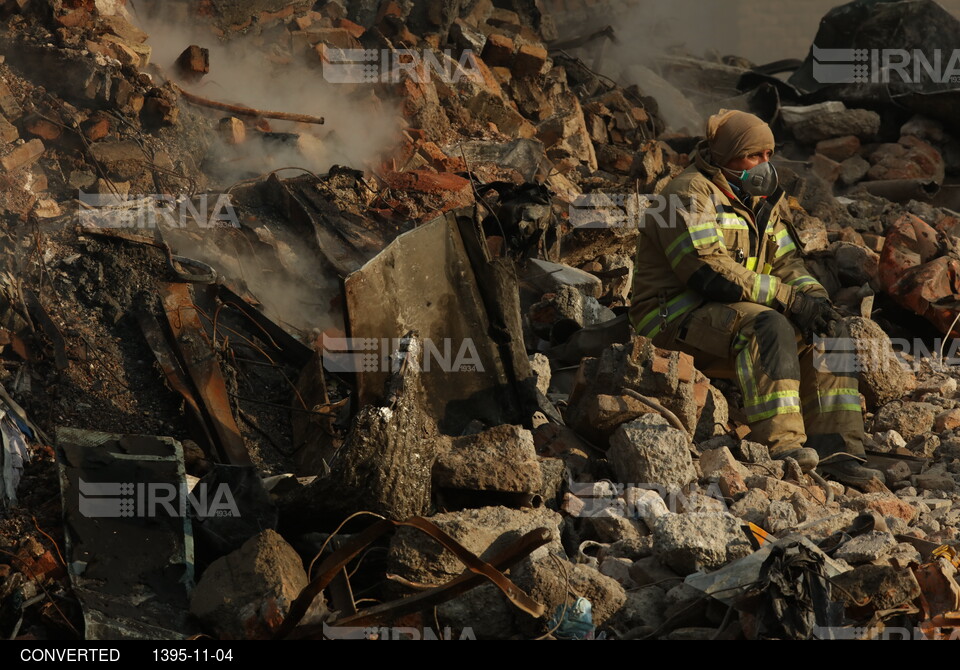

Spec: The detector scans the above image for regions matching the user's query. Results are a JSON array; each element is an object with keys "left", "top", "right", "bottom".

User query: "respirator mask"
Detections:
[{"left": 725, "top": 161, "right": 779, "bottom": 198}]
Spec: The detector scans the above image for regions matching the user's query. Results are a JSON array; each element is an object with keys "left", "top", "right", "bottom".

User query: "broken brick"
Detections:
[
  {"left": 511, "top": 43, "right": 547, "bottom": 78},
  {"left": 175, "top": 45, "right": 210, "bottom": 83},
  {"left": 481, "top": 33, "right": 515, "bottom": 67},
  {"left": 1, "top": 139, "right": 44, "bottom": 172},
  {"left": 336, "top": 17, "right": 365, "bottom": 40},
  {"left": 24, "top": 115, "right": 61, "bottom": 141},
  {"left": 219, "top": 117, "right": 246, "bottom": 145},
  {"left": 308, "top": 27, "right": 361, "bottom": 49},
  {"left": 81, "top": 113, "right": 111, "bottom": 141}
]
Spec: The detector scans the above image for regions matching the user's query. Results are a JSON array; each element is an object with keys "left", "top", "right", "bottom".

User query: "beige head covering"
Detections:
[{"left": 706, "top": 110, "right": 775, "bottom": 167}]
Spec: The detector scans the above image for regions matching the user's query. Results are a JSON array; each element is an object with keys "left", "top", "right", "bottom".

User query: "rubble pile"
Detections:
[{"left": 0, "top": 0, "right": 958, "bottom": 641}]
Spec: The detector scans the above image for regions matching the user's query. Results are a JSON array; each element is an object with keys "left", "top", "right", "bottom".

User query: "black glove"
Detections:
[{"left": 788, "top": 293, "right": 842, "bottom": 341}]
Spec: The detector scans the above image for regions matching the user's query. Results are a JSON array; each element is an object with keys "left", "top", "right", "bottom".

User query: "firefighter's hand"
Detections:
[{"left": 788, "top": 293, "right": 841, "bottom": 341}]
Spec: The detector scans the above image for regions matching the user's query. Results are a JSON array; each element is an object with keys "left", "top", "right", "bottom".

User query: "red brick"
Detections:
[
  {"left": 816, "top": 135, "right": 860, "bottom": 162},
  {"left": 24, "top": 115, "right": 61, "bottom": 141},
  {"left": 1, "top": 139, "right": 44, "bottom": 172},
  {"left": 310, "top": 27, "right": 361, "bottom": 49},
  {"left": 651, "top": 351, "right": 671, "bottom": 376},
  {"left": 292, "top": 14, "right": 313, "bottom": 31},
  {"left": 81, "top": 114, "right": 110, "bottom": 142},
  {"left": 382, "top": 169, "right": 471, "bottom": 195},
  {"left": 511, "top": 43, "right": 547, "bottom": 77},
  {"left": 336, "top": 18, "right": 365, "bottom": 40},
  {"left": 811, "top": 153, "right": 840, "bottom": 183},
  {"left": 481, "top": 33, "right": 515, "bottom": 67},
  {"left": 677, "top": 352, "right": 695, "bottom": 383},
  {"left": 175, "top": 45, "right": 209, "bottom": 82}
]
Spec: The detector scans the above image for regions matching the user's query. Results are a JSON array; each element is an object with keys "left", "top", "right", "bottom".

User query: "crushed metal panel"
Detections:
[
  {"left": 159, "top": 282, "right": 251, "bottom": 466},
  {"left": 343, "top": 209, "right": 529, "bottom": 434},
  {"left": 56, "top": 428, "right": 197, "bottom": 640}
]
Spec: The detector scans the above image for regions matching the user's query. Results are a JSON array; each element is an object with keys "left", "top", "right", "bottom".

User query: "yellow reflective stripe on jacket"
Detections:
[
  {"left": 750, "top": 274, "right": 780, "bottom": 306},
  {"left": 717, "top": 213, "right": 748, "bottom": 230},
  {"left": 664, "top": 233, "right": 695, "bottom": 268},
  {"left": 746, "top": 256, "right": 759, "bottom": 271},
  {"left": 788, "top": 275, "right": 820, "bottom": 289},
  {"left": 687, "top": 221, "right": 722, "bottom": 250},
  {"left": 773, "top": 228, "right": 797, "bottom": 258},
  {"left": 633, "top": 291, "right": 702, "bottom": 338}
]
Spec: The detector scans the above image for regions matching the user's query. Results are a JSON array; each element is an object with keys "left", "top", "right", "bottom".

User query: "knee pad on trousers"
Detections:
[{"left": 753, "top": 311, "right": 801, "bottom": 381}]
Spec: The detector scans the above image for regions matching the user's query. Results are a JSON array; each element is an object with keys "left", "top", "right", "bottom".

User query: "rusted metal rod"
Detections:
[{"left": 171, "top": 83, "right": 325, "bottom": 125}]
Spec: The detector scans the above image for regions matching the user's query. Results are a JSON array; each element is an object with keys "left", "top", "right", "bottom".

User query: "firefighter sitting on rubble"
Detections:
[{"left": 629, "top": 109, "right": 883, "bottom": 486}]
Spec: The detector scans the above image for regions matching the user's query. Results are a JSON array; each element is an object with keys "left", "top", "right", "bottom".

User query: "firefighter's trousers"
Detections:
[{"left": 653, "top": 301, "right": 865, "bottom": 458}]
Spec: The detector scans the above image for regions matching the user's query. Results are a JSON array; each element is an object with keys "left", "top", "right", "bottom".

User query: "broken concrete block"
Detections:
[
  {"left": 736, "top": 441, "right": 771, "bottom": 464},
  {"left": 0, "top": 80, "right": 22, "bottom": 120},
  {"left": 280, "top": 337, "right": 440, "bottom": 527},
  {"left": 838, "top": 155, "right": 871, "bottom": 186},
  {"left": 870, "top": 430, "right": 907, "bottom": 453},
  {"left": 911, "top": 473, "right": 956, "bottom": 492},
  {"left": 653, "top": 513, "right": 753, "bottom": 575},
  {"left": 844, "top": 493, "right": 918, "bottom": 523},
  {"left": 175, "top": 45, "right": 210, "bottom": 83},
  {"left": 729, "top": 488, "right": 769, "bottom": 526},
  {"left": 872, "top": 401, "right": 936, "bottom": 442},
  {"left": 579, "top": 510, "right": 644, "bottom": 544},
  {"left": 579, "top": 393, "right": 657, "bottom": 442},
  {"left": 843, "top": 318, "right": 916, "bottom": 411},
  {"left": 1, "top": 139, "right": 43, "bottom": 172},
  {"left": 388, "top": 506, "right": 563, "bottom": 585},
  {"left": 609, "top": 585, "right": 667, "bottom": 630},
  {"left": 190, "top": 529, "right": 313, "bottom": 640},
  {"left": 467, "top": 90, "right": 536, "bottom": 138},
  {"left": 780, "top": 102, "right": 881, "bottom": 143},
  {"left": 529, "top": 353, "right": 550, "bottom": 396},
  {"left": 833, "top": 530, "right": 898, "bottom": 564},
  {"left": 699, "top": 446, "right": 746, "bottom": 479},
  {"left": 599, "top": 556, "right": 635, "bottom": 587},
  {"left": 624, "top": 487, "right": 670, "bottom": 529},
  {"left": 934, "top": 409, "right": 960, "bottom": 433},
  {"left": 629, "top": 555, "right": 680, "bottom": 588},
  {"left": 765, "top": 500, "right": 798, "bottom": 534},
  {"left": 0, "top": 114, "right": 18, "bottom": 144},
  {"left": 525, "top": 258, "right": 602, "bottom": 298},
  {"left": 716, "top": 467, "right": 748, "bottom": 500},
  {"left": 434, "top": 424, "right": 542, "bottom": 496},
  {"left": 609, "top": 415, "right": 696, "bottom": 493}
]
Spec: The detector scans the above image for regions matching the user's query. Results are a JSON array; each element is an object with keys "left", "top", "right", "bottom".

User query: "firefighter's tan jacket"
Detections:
[{"left": 629, "top": 141, "right": 827, "bottom": 341}]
